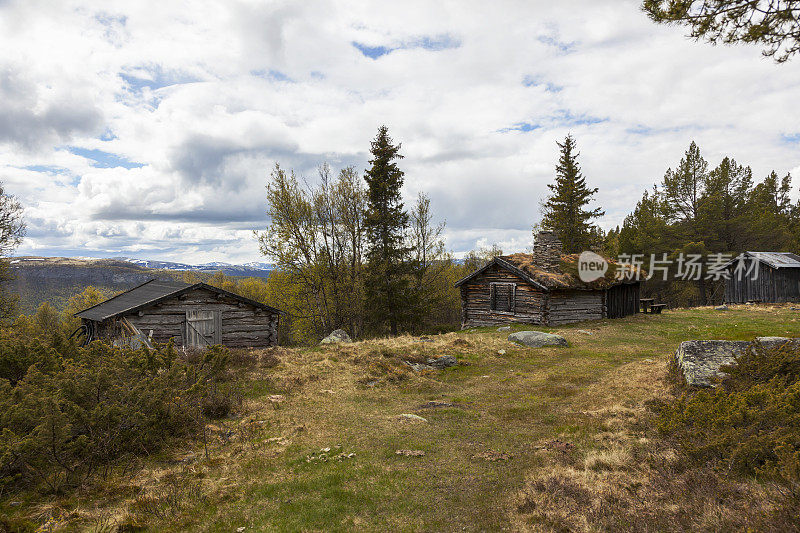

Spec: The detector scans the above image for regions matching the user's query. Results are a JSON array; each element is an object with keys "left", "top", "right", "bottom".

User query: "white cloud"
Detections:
[{"left": 0, "top": 0, "right": 798, "bottom": 263}]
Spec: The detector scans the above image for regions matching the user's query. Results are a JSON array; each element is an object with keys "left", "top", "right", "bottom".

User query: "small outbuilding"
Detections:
[
  {"left": 723, "top": 251, "right": 800, "bottom": 304},
  {"left": 455, "top": 232, "right": 642, "bottom": 328},
  {"left": 75, "top": 279, "right": 281, "bottom": 348}
]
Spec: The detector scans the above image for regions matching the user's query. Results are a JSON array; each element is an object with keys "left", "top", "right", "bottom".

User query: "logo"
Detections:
[{"left": 577, "top": 251, "right": 608, "bottom": 283}]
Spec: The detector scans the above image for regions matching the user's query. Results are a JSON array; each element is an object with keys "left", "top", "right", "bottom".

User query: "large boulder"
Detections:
[
  {"left": 320, "top": 329, "right": 352, "bottom": 345},
  {"left": 508, "top": 331, "right": 568, "bottom": 348},
  {"left": 674, "top": 340, "right": 749, "bottom": 387},
  {"left": 675, "top": 337, "right": 800, "bottom": 387}
]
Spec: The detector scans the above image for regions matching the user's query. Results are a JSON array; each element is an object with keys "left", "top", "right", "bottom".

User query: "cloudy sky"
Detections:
[{"left": 1, "top": 0, "right": 799, "bottom": 264}]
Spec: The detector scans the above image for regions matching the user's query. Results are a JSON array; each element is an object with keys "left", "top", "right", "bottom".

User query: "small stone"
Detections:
[
  {"left": 404, "top": 361, "right": 435, "bottom": 372},
  {"left": 497, "top": 326, "right": 511, "bottom": 332},
  {"left": 497, "top": 349, "right": 506, "bottom": 355},
  {"left": 508, "top": 331, "right": 568, "bottom": 348},
  {"left": 396, "top": 449, "right": 425, "bottom": 457},
  {"left": 269, "top": 394, "right": 285, "bottom": 403},
  {"left": 398, "top": 413, "right": 428, "bottom": 423},
  {"left": 321, "top": 447, "right": 331, "bottom": 452},
  {"left": 320, "top": 329, "right": 352, "bottom": 345},
  {"left": 576, "top": 330, "right": 593, "bottom": 335},
  {"left": 237, "top": 528, "right": 246, "bottom": 532},
  {"left": 715, "top": 305, "right": 728, "bottom": 310},
  {"left": 427, "top": 355, "right": 457, "bottom": 368}
]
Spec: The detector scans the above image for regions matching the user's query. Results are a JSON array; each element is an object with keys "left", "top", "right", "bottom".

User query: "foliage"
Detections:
[
  {"left": 657, "top": 340, "right": 800, "bottom": 485},
  {"left": 643, "top": 0, "right": 800, "bottom": 63},
  {"left": 0, "top": 333, "right": 233, "bottom": 493},
  {"left": 363, "top": 126, "right": 414, "bottom": 335},
  {"left": 0, "top": 183, "right": 25, "bottom": 321},
  {"left": 540, "top": 134, "right": 605, "bottom": 253},
  {"left": 617, "top": 140, "right": 800, "bottom": 306},
  {"left": 256, "top": 163, "right": 368, "bottom": 342},
  {"left": 257, "top": 128, "right": 458, "bottom": 342}
]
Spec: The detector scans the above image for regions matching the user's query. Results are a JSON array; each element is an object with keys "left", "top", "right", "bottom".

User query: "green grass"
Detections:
[{"left": 6, "top": 304, "right": 800, "bottom": 531}]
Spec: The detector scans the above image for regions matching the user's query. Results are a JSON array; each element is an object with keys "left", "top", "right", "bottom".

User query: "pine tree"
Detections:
[
  {"left": 363, "top": 126, "right": 412, "bottom": 335},
  {"left": 661, "top": 141, "right": 708, "bottom": 239},
  {"left": 541, "top": 134, "right": 604, "bottom": 253}
]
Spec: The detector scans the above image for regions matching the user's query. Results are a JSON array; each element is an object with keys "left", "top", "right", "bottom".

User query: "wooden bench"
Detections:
[
  {"left": 650, "top": 304, "right": 667, "bottom": 314},
  {"left": 640, "top": 298, "right": 655, "bottom": 313}
]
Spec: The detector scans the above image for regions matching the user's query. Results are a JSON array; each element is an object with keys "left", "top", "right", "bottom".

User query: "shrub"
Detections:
[
  {"left": 0, "top": 338, "right": 233, "bottom": 493},
  {"left": 656, "top": 340, "right": 800, "bottom": 486}
]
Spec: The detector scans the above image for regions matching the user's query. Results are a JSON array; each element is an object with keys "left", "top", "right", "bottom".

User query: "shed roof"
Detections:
[
  {"left": 455, "top": 253, "right": 643, "bottom": 290},
  {"left": 75, "top": 279, "right": 281, "bottom": 321},
  {"left": 739, "top": 251, "right": 800, "bottom": 269}
]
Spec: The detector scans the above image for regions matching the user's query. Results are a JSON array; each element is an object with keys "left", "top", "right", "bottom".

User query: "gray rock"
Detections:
[
  {"left": 497, "top": 326, "right": 511, "bottom": 332},
  {"left": 754, "top": 337, "right": 800, "bottom": 351},
  {"left": 398, "top": 413, "right": 428, "bottom": 422},
  {"left": 427, "top": 355, "right": 458, "bottom": 368},
  {"left": 576, "top": 330, "right": 593, "bottom": 335},
  {"left": 675, "top": 340, "right": 749, "bottom": 387},
  {"left": 508, "top": 331, "right": 568, "bottom": 348},
  {"left": 403, "top": 361, "right": 435, "bottom": 372},
  {"left": 320, "top": 329, "right": 352, "bottom": 345},
  {"left": 715, "top": 305, "right": 728, "bottom": 310},
  {"left": 675, "top": 338, "right": 800, "bottom": 387},
  {"left": 497, "top": 349, "right": 506, "bottom": 355}
]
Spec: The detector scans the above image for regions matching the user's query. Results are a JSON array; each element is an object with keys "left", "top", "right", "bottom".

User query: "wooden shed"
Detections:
[
  {"left": 75, "top": 279, "right": 281, "bottom": 348},
  {"left": 455, "top": 232, "right": 642, "bottom": 328},
  {"left": 723, "top": 251, "right": 800, "bottom": 304}
]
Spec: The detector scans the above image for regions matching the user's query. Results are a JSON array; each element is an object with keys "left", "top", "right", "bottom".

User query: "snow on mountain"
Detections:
[{"left": 115, "top": 257, "right": 275, "bottom": 278}]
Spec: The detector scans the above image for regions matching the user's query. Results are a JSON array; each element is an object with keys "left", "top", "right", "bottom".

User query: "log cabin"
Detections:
[
  {"left": 75, "top": 279, "right": 281, "bottom": 348},
  {"left": 723, "top": 251, "right": 800, "bottom": 304},
  {"left": 456, "top": 231, "right": 642, "bottom": 328}
]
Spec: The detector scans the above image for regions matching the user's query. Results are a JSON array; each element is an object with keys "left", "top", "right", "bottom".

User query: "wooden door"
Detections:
[
  {"left": 185, "top": 310, "right": 221, "bottom": 347},
  {"left": 606, "top": 284, "right": 640, "bottom": 319}
]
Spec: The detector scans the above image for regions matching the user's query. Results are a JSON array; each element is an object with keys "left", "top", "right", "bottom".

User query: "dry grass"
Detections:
[{"left": 5, "top": 306, "right": 800, "bottom": 531}]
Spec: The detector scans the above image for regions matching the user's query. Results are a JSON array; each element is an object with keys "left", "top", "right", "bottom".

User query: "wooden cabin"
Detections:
[
  {"left": 75, "top": 279, "right": 281, "bottom": 348},
  {"left": 456, "top": 232, "right": 642, "bottom": 328},
  {"left": 723, "top": 251, "right": 800, "bottom": 304}
]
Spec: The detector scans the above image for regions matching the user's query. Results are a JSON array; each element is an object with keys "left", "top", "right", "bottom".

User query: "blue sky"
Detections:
[{"left": 0, "top": 0, "right": 798, "bottom": 263}]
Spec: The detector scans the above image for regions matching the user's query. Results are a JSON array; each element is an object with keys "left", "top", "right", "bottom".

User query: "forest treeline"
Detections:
[{"left": 606, "top": 141, "right": 800, "bottom": 306}]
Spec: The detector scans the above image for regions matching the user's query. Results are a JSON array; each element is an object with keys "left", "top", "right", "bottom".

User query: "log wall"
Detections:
[
  {"left": 98, "top": 288, "right": 279, "bottom": 347},
  {"left": 460, "top": 263, "right": 617, "bottom": 327},
  {"left": 461, "top": 264, "right": 545, "bottom": 327},
  {"left": 547, "top": 290, "right": 604, "bottom": 325}
]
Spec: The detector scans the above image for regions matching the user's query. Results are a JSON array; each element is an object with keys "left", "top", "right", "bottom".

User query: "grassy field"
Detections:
[{"left": 6, "top": 305, "right": 800, "bottom": 532}]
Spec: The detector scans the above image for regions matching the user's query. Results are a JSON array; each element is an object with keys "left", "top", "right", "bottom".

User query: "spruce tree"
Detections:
[
  {"left": 541, "top": 134, "right": 604, "bottom": 253},
  {"left": 363, "top": 126, "right": 412, "bottom": 335}
]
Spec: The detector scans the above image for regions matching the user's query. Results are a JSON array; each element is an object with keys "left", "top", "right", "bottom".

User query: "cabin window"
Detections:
[{"left": 490, "top": 283, "right": 516, "bottom": 313}]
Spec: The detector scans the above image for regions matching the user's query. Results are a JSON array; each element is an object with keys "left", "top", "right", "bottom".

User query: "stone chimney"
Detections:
[{"left": 533, "top": 230, "right": 563, "bottom": 271}]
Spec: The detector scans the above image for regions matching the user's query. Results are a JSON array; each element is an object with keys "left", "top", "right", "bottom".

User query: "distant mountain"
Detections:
[
  {"left": 8, "top": 256, "right": 275, "bottom": 314},
  {"left": 116, "top": 257, "right": 274, "bottom": 278}
]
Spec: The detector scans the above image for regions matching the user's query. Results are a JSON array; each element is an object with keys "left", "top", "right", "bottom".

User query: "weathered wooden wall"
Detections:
[
  {"left": 547, "top": 290, "right": 604, "bottom": 325},
  {"left": 725, "top": 262, "right": 800, "bottom": 303},
  {"left": 461, "top": 263, "right": 545, "bottom": 327},
  {"left": 460, "top": 263, "right": 641, "bottom": 328},
  {"left": 98, "top": 288, "right": 279, "bottom": 347},
  {"left": 606, "top": 283, "right": 640, "bottom": 319}
]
